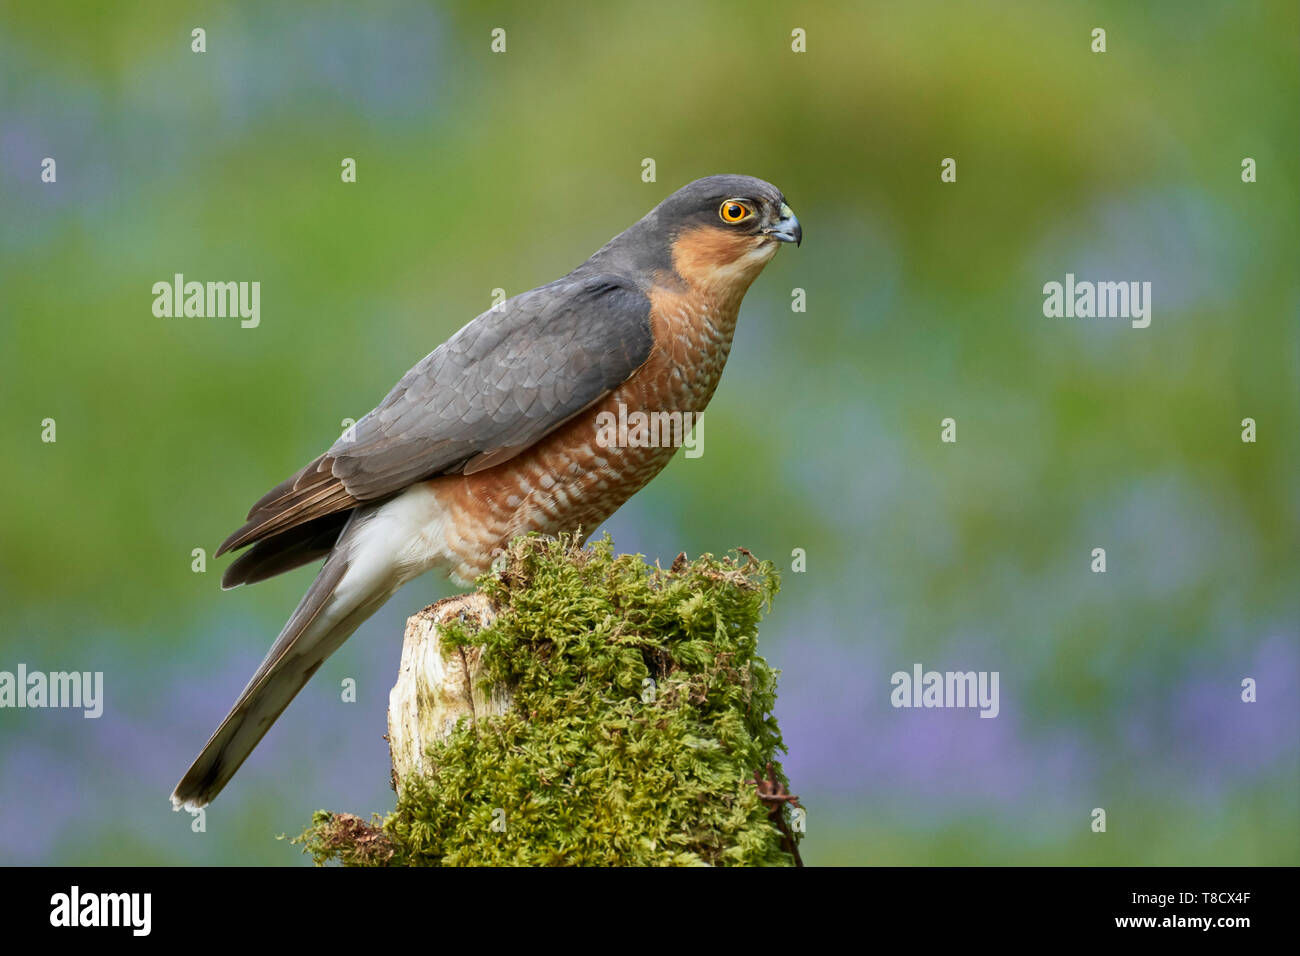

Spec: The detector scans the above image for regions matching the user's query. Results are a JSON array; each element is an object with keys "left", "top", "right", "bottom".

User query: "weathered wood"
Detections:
[{"left": 386, "top": 592, "right": 512, "bottom": 793}]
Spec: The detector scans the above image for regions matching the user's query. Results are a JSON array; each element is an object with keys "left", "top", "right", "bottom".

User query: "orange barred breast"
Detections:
[{"left": 425, "top": 283, "right": 744, "bottom": 583}]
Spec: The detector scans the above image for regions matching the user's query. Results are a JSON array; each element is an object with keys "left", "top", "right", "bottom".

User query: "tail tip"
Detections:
[{"left": 170, "top": 788, "right": 210, "bottom": 813}]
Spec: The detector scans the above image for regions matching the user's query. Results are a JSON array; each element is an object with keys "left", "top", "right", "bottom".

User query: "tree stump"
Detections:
[
  {"left": 386, "top": 592, "right": 513, "bottom": 793},
  {"left": 297, "top": 536, "right": 799, "bottom": 866}
]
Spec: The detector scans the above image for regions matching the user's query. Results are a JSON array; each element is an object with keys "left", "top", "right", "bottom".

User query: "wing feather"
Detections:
[{"left": 216, "top": 272, "right": 652, "bottom": 558}]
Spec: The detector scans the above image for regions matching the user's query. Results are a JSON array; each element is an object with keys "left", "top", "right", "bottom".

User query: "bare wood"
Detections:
[{"left": 386, "top": 592, "right": 512, "bottom": 793}]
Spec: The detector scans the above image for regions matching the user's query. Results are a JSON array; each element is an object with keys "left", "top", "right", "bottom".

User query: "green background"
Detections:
[{"left": 1, "top": 0, "right": 1296, "bottom": 864}]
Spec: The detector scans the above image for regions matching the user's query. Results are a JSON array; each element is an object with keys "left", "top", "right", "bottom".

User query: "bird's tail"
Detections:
[{"left": 170, "top": 514, "right": 402, "bottom": 810}]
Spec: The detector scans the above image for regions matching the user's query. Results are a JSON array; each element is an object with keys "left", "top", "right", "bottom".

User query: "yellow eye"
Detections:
[{"left": 719, "top": 199, "right": 752, "bottom": 223}]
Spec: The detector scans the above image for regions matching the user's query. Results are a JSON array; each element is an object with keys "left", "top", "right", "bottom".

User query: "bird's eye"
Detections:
[{"left": 719, "top": 200, "right": 752, "bottom": 224}]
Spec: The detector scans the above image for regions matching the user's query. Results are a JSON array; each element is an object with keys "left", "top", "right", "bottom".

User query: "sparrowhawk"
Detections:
[{"left": 171, "top": 174, "right": 801, "bottom": 809}]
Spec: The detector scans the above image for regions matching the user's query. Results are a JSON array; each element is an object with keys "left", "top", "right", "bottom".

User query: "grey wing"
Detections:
[{"left": 216, "top": 273, "right": 653, "bottom": 559}]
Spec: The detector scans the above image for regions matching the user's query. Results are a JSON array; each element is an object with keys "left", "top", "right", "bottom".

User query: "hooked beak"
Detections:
[{"left": 762, "top": 202, "right": 802, "bottom": 246}]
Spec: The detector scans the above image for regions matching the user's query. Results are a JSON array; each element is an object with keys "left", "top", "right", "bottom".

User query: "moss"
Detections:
[
  {"left": 294, "top": 811, "right": 398, "bottom": 867},
  {"left": 295, "top": 533, "right": 798, "bottom": 866}
]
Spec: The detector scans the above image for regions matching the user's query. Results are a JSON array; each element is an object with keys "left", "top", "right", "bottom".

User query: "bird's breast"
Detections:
[{"left": 427, "top": 288, "right": 744, "bottom": 584}]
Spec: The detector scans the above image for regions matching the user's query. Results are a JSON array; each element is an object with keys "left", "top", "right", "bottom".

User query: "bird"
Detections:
[{"left": 170, "top": 174, "right": 801, "bottom": 810}]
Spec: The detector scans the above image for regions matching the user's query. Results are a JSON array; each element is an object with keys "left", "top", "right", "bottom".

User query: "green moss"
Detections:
[{"left": 296, "top": 533, "right": 798, "bottom": 866}]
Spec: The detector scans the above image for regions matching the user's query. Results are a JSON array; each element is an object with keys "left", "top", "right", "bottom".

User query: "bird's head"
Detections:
[
  {"left": 655, "top": 174, "right": 801, "bottom": 248},
  {"left": 596, "top": 174, "right": 800, "bottom": 298}
]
